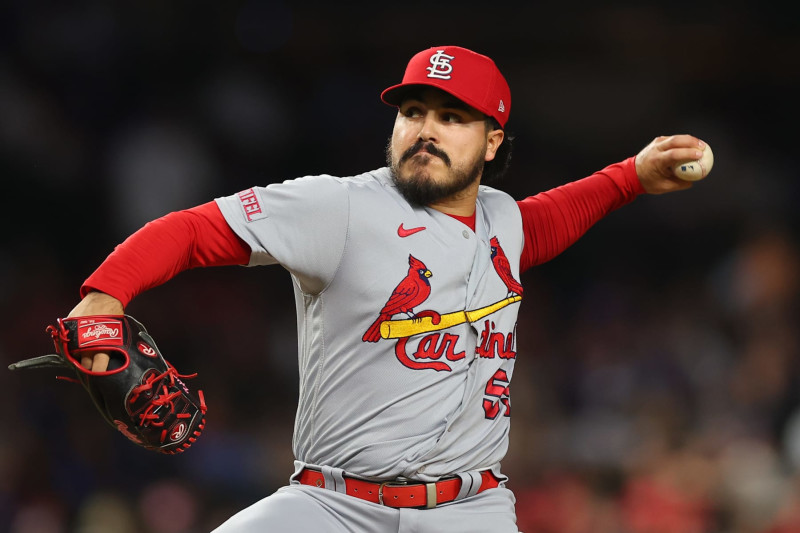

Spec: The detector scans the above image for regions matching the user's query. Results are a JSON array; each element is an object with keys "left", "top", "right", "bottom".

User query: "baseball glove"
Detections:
[{"left": 9, "top": 315, "right": 207, "bottom": 454}]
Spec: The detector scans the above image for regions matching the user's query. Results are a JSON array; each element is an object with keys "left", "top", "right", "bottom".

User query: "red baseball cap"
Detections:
[{"left": 381, "top": 46, "right": 511, "bottom": 128}]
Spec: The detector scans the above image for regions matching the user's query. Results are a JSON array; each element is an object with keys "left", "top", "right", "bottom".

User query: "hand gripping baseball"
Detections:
[
  {"left": 635, "top": 135, "right": 710, "bottom": 194},
  {"left": 9, "top": 315, "right": 207, "bottom": 454}
]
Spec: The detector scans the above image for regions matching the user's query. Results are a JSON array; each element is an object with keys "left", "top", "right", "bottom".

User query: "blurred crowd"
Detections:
[{"left": 1, "top": 2, "right": 797, "bottom": 532}]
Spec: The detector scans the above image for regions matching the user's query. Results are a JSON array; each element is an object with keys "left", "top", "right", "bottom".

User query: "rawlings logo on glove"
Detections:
[
  {"left": 8, "top": 315, "right": 207, "bottom": 454},
  {"left": 78, "top": 320, "right": 123, "bottom": 346}
]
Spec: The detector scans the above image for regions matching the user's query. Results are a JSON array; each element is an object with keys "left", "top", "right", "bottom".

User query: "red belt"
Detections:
[{"left": 297, "top": 468, "right": 499, "bottom": 509}]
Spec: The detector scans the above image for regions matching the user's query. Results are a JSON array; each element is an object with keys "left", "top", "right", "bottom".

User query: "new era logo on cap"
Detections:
[{"left": 381, "top": 46, "right": 511, "bottom": 128}]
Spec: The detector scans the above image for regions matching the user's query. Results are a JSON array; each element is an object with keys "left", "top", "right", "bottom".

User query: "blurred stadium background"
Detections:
[{"left": 1, "top": 2, "right": 797, "bottom": 532}]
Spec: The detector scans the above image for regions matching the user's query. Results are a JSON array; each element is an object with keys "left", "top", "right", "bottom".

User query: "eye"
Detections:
[
  {"left": 401, "top": 105, "right": 424, "bottom": 118},
  {"left": 442, "top": 112, "right": 463, "bottom": 124}
]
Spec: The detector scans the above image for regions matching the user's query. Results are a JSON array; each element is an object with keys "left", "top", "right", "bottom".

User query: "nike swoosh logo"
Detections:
[{"left": 398, "top": 223, "right": 426, "bottom": 238}]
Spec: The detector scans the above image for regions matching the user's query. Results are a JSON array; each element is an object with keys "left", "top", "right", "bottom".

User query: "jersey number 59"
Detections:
[{"left": 483, "top": 369, "right": 511, "bottom": 419}]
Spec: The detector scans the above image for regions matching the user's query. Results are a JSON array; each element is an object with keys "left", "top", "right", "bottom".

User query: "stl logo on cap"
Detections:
[{"left": 427, "top": 50, "right": 455, "bottom": 80}]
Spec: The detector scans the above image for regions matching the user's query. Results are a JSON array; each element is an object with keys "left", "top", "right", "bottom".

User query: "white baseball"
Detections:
[{"left": 673, "top": 143, "right": 714, "bottom": 181}]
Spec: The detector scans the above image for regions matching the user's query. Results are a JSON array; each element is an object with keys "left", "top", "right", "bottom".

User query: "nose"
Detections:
[{"left": 417, "top": 111, "right": 439, "bottom": 143}]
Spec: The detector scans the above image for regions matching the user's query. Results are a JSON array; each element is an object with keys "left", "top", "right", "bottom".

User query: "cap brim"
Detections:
[
  {"left": 380, "top": 82, "right": 489, "bottom": 121},
  {"left": 381, "top": 83, "right": 433, "bottom": 107}
]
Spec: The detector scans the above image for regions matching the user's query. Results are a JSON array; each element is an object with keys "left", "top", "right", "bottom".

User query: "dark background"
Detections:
[{"left": 1, "top": 2, "right": 798, "bottom": 532}]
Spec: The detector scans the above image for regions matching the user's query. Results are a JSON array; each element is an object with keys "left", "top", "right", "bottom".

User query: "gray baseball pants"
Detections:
[{"left": 212, "top": 483, "right": 519, "bottom": 532}]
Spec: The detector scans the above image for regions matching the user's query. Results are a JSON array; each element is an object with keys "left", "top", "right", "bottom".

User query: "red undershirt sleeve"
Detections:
[
  {"left": 517, "top": 156, "right": 645, "bottom": 273},
  {"left": 80, "top": 201, "right": 251, "bottom": 307}
]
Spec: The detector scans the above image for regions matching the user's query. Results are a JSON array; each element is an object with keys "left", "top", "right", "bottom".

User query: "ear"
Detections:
[{"left": 484, "top": 129, "right": 505, "bottom": 162}]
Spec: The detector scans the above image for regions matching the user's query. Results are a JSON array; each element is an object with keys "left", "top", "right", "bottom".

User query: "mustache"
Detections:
[{"left": 399, "top": 140, "right": 451, "bottom": 167}]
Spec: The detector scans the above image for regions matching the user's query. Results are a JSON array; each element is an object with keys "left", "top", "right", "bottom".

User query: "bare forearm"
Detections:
[{"left": 68, "top": 291, "right": 124, "bottom": 318}]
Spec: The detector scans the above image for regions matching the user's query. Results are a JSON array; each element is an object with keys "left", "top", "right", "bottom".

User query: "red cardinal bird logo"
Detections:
[
  {"left": 362, "top": 255, "right": 433, "bottom": 342},
  {"left": 490, "top": 237, "right": 523, "bottom": 297}
]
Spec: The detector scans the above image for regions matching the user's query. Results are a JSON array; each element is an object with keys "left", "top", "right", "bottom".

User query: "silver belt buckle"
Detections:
[{"left": 378, "top": 479, "right": 409, "bottom": 506}]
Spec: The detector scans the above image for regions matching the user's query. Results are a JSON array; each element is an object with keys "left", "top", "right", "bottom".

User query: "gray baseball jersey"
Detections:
[{"left": 215, "top": 167, "right": 523, "bottom": 484}]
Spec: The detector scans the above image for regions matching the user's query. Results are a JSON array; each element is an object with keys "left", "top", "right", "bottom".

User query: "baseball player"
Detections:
[{"left": 66, "top": 46, "right": 708, "bottom": 532}]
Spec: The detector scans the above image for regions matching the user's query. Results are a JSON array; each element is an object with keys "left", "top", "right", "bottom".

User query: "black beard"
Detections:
[{"left": 386, "top": 138, "right": 484, "bottom": 206}]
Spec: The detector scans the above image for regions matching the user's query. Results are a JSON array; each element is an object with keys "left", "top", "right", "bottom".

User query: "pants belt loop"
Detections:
[
  {"left": 455, "top": 471, "right": 483, "bottom": 500},
  {"left": 321, "top": 465, "right": 347, "bottom": 494},
  {"left": 425, "top": 482, "right": 437, "bottom": 509}
]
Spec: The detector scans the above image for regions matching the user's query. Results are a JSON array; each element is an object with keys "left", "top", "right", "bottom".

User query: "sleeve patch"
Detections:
[{"left": 237, "top": 188, "right": 268, "bottom": 222}]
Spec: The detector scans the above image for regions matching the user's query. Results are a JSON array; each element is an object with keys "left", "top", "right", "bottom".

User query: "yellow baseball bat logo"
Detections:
[{"left": 379, "top": 296, "right": 522, "bottom": 339}]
